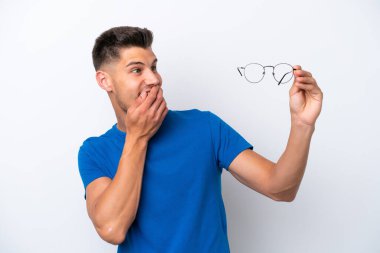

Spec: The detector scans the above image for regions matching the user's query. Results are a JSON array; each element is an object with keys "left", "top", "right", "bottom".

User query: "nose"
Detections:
[{"left": 144, "top": 69, "right": 160, "bottom": 87}]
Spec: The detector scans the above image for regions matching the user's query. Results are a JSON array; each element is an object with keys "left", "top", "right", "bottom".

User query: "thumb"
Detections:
[
  {"left": 293, "top": 65, "right": 302, "bottom": 78},
  {"left": 289, "top": 64, "right": 302, "bottom": 96},
  {"left": 293, "top": 65, "right": 302, "bottom": 70}
]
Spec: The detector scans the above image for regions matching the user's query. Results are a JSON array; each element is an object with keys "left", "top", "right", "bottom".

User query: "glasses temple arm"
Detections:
[
  {"left": 277, "top": 71, "right": 292, "bottom": 85},
  {"left": 237, "top": 67, "right": 243, "bottom": 76}
]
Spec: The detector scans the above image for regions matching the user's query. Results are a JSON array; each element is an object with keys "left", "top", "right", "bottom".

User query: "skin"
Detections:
[
  {"left": 85, "top": 45, "right": 323, "bottom": 244},
  {"left": 229, "top": 65, "right": 323, "bottom": 201},
  {"left": 86, "top": 46, "right": 168, "bottom": 245},
  {"left": 95, "top": 46, "right": 168, "bottom": 139}
]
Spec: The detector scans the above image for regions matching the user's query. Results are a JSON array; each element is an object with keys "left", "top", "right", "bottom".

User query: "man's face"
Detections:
[{"left": 103, "top": 46, "right": 162, "bottom": 112}]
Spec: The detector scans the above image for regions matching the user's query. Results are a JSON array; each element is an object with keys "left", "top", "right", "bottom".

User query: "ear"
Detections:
[{"left": 95, "top": 70, "right": 113, "bottom": 92}]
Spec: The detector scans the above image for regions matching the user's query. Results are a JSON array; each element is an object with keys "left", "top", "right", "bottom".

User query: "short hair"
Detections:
[{"left": 92, "top": 26, "right": 154, "bottom": 70}]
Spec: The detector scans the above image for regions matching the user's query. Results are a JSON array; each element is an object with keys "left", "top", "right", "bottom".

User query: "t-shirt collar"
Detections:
[{"left": 112, "top": 123, "right": 126, "bottom": 138}]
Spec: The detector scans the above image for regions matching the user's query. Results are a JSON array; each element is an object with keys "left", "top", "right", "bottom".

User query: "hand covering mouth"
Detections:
[
  {"left": 138, "top": 88, "right": 151, "bottom": 98},
  {"left": 138, "top": 84, "right": 158, "bottom": 97}
]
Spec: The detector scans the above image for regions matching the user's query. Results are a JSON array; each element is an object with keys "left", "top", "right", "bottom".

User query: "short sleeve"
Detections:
[
  {"left": 207, "top": 111, "right": 254, "bottom": 171},
  {"left": 77, "top": 141, "right": 108, "bottom": 200}
]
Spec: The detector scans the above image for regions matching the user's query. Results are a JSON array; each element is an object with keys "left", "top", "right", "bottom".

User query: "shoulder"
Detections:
[
  {"left": 78, "top": 126, "right": 114, "bottom": 155},
  {"left": 158, "top": 109, "right": 223, "bottom": 137},
  {"left": 168, "top": 108, "right": 217, "bottom": 121},
  {"left": 166, "top": 108, "right": 220, "bottom": 130}
]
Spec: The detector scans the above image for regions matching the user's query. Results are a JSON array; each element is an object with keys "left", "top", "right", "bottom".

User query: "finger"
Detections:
[
  {"left": 289, "top": 78, "right": 302, "bottom": 96},
  {"left": 294, "top": 69, "right": 312, "bottom": 78},
  {"left": 161, "top": 104, "right": 169, "bottom": 120},
  {"left": 141, "top": 85, "right": 160, "bottom": 110},
  {"left": 155, "top": 98, "right": 168, "bottom": 121},
  {"left": 134, "top": 90, "right": 148, "bottom": 107},
  {"left": 148, "top": 88, "right": 164, "bottom": 113},
  {"left": 295, "top": 76, "right": 315, "bottom": 84},
  {"left": 295, "top": 82, "right": 316, "bottom": 91},
  {"left": 293, "top": 65, "right": 302, "bottom": 70}
]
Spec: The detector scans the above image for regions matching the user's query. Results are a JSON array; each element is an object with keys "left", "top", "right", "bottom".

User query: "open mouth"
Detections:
[
  {"left": 138, "top": 85, "right": 158, "bottom": 98},
  {"left": 138, "top": 89, "right": 151, "bottom": 98}
]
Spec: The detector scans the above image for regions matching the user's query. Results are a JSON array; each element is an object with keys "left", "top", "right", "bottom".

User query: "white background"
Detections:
[{"left": 0, "top": 0, "right": 379, "bottom": 252}]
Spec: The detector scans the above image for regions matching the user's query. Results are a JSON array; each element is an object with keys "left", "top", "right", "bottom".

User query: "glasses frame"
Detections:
[{"left": 237, "top": 63, "right": 296, "bottom": 85}]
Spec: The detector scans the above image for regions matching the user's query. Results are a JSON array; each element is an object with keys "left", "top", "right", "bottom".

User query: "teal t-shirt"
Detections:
[{"left": 78, "top": 109, "right": 254, "bottom": 253}]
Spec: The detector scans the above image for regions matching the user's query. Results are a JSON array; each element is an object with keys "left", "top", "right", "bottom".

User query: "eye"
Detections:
[
  {"left": 131, "top": 68, "right": 141, "bottom": 74},
  {"left": 151, "top": 65, "right": 157, "bottom": 72}
]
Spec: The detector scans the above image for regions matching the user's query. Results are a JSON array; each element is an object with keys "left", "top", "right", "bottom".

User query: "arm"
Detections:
[
  {"left": 86, "top": 136, "right": 148, "bottom": 245},
  {"left": 229, "top": 65, "right": 323, "bottom": 202},
  {"left": 85, "top": 85, "right": 168, "bottom": 244},
  {"left": 269, "top": 122, "right": 314, "bottom": 201}
]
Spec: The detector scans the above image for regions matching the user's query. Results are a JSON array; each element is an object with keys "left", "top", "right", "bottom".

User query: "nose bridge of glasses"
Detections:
[
  {"left": 237, "top": 63, "right": 295, "bottom": 84},
  {"left": 263, "top": 65, "right": 275, "bottom": 73}
]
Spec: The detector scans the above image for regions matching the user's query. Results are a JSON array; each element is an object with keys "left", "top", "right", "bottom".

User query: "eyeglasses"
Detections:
[{"left": 237, "top": 63, "right": 296, "bottom": 85}]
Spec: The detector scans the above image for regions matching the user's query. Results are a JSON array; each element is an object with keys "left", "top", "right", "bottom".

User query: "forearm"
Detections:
[
  {"left": 93, "top": 135, "right": 148, "bottom": 242},
  {"left": 270, "top": 120, "right": 315, "bottom": 201}
]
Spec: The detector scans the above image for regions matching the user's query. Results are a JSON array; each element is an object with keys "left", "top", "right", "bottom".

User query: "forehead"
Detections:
[{"left": 118, "top": 47, "right": 156, "bottom": 65}]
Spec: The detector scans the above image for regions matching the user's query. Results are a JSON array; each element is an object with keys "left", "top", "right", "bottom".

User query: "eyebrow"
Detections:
[{"left": 126, "top": 58, "right": 158, "bottom": 67}]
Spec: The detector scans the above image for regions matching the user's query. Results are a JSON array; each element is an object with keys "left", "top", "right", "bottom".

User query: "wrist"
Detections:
[
  {"left": 125, "top": 135, "right": 149, "bottom": 147},
  {"left": 122, "top": 135, "right": 148, "bottom": 157},
  {"left": 290, "top": 115, "right": 315, "bottom": 129},
  {"left": 290, "top": 121, "right": 315, "bottom": 137}
]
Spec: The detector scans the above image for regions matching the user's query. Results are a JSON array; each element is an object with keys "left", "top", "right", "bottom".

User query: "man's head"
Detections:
[{"left": 92, "top": 26, "right": 162, "bottom": 114}]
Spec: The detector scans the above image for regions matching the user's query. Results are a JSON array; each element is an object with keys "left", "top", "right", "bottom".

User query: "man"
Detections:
[{"left": 78, "top": 26, "right": 323, "bottom": 252}]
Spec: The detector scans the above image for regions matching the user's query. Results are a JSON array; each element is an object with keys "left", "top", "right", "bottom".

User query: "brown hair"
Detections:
[{"left": 92, "top": 26, "right": 154, "bottom": 70}]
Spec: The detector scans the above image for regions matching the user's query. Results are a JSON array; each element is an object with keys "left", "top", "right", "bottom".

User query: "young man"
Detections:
[{"left": 77, "top": 26, "right": 323, "bottom": 252}]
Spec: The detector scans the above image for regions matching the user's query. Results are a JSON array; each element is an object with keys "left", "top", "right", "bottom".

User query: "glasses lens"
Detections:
[
  {"left": 244, "top": 63, "right": 264, "bottom": 83},
  {"left": 274, "top": 63, "right": 294, "bottom": 84}
]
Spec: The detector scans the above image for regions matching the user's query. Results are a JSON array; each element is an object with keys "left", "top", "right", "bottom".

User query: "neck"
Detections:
[
  {"left": 109, "top": 92, "right": 128, "bottom": 134},
  {"left": 116, "top": 112, "right": 127, "bottom": 134}
]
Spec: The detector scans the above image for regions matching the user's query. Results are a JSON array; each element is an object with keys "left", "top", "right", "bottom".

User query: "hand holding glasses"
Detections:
[{"left": 237, "top": 63, "right": 296, "bottom": 85}]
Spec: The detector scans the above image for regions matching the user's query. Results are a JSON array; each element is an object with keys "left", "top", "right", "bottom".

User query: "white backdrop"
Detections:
[{"left": 0, "top": 0, "right": 379, "bottom": 252}]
